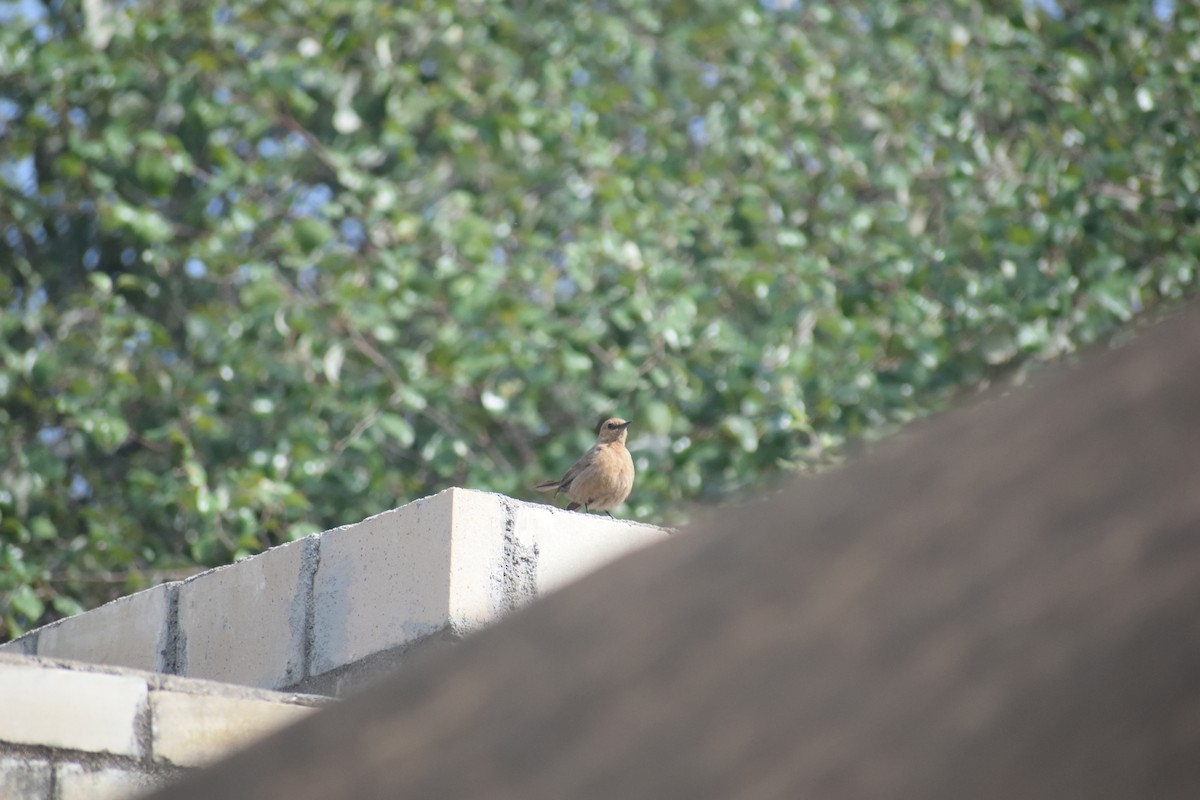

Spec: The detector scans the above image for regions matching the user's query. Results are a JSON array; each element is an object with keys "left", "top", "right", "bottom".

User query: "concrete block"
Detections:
[
  {"left": 0, "top": 663, "right": 147, "bottom": 757},
  {"left": 310, "top": 488, "right": 669, "bottom": 678},
  {"left": 511, "top": 503, "right": 669, "bottom": 594},
  {"left": 33, "top": 584, "right": 175, "bottom": 672},
  {"left": 0, "top": 632, "right": 37, "bottom": 656},
  {"left": 446, "top": 489, "right": 517, "bottom": 630},
  {"left": 56, "top": 763, "right": 161, "bottom": 800},
  {"left": 0, "top": 756, "right": 52, "bottom": 800},
  {"left": 177, "top": 537, "right": 314, "bottom": 689},
  {"left": 311, "top": 491, "right": 460, "bottom": 676},
  {"left": 151, "top": 690, "right": 317, "bottom": 767}
]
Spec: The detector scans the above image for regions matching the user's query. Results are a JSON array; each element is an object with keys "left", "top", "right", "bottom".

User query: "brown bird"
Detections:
[{"left": 536, "top": 417, "right": 635, "bottom": 517}]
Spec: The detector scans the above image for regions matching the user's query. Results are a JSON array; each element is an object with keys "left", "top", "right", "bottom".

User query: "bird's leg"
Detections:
[{"left": 605, "top": 511, "right": 614, "bottom": 520}]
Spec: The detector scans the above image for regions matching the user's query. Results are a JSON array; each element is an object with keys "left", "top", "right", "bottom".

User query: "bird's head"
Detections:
[{"left": 597, "top": 417, "right": 631, "bottom": 444}]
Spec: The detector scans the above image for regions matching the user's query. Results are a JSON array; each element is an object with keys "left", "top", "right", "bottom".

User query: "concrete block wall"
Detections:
[
  {"left": 0, "top": 654, "right": 327, "bottom": 800},
  {"left": 1, "top": 489, "right": 669, "bottom": 696}
]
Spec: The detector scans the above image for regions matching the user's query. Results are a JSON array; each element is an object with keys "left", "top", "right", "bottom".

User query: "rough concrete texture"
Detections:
[
  {"left": 0, "top": 756, "right": 52, "bottom": 800},
  {"left": 510, "top": 500, "right": 669, "bottom": 595},
  {"left": 0, "top": 632, "right": 36, "bottom": 656},
  {"left": 177, "top": 536, "right": 315, "bottom": 689},
  {"left": 444, "top": 490, "right": 513, "bottom": 630},
  {"left": 151, "top": 690, "right": 319, "bottom": 767},
  {"left": 310, "top": 488, "right": 669, "bottom": 681},
  {"left": 55, "top": 763, "right": 160, "bottom": 800},
  {"left": 311, "top": 495, "right": 456, "bottom": 677},
  {"left": 3, "top": 583, "right": 176, "bottom": 672},
  {"left": 0, "top": 663, "right": 148, "bottom": 757}
]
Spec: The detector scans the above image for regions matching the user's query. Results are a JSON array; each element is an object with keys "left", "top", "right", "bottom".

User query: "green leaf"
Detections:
[
  {"left": 378, "top": 414, "right": 415, "bottom": 447},
  {"left": 29, "top": 517, "right": 56, "bottom": 541},
  {"left": 10, "top": 586, "right": 44, "bottom": 622},
  {"left": 51, "top": 596, "right": 85, "bottom": 617},
  {"left": 80, "top": 412, "right": 131, "bottom": 454},
  {"left": 292, "top": 218, "right": 335, "bottom": 253},
  {"left": 643, "top": 400, "right": 673, "bottom": 435},
  {"left": 721, "top": 416, "right": 759, "bottom": 453},
  {"left": 134, "top": 150, "right": 176, "bottom": 196}
]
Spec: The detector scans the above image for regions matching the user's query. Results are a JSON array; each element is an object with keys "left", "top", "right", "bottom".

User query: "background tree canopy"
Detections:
[{"left": 1, "top": 0, "right": 1197, "bottom": 640}]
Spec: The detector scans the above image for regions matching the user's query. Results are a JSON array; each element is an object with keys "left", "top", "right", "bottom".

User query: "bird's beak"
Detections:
[{"left": 618, "top": 421, "right": 632, "bottom": 429}]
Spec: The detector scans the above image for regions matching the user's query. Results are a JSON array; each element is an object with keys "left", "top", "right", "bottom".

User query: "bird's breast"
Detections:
[{"left": 568, "top": 444, "right": 634, "bottom": 505}]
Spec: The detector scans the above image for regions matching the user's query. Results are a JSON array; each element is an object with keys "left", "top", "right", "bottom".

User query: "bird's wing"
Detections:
[{"left": 553, "top": 445, "right": 600, "bottom": 491}]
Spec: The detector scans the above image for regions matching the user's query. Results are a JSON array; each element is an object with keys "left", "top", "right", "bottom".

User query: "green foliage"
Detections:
[{"left": 2, "top": 1, "right": 1198, "bottom": 639}]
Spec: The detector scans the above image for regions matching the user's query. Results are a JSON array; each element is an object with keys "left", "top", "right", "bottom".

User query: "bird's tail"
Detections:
[{"left": 534, "top": 479, "right": 561, "bottom": 493}]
